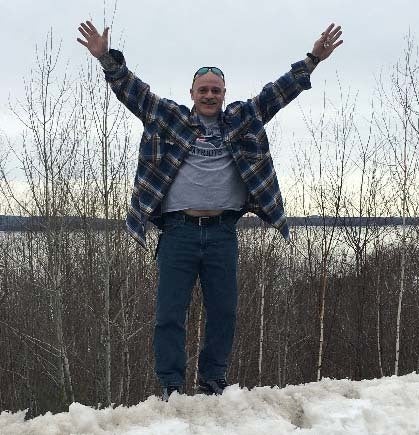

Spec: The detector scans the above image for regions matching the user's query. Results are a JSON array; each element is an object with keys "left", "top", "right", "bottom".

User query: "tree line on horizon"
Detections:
[
  {"left": 0, "top": 32, "right": 418, "bottom": 418},
  {"left": 2, "top": 214, "right": 419, "bottom": 232}
]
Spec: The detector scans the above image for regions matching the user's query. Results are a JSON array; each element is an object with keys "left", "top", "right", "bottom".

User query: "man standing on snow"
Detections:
[{"left": 77, "top": 20, "right": 343, "bottom": 401}]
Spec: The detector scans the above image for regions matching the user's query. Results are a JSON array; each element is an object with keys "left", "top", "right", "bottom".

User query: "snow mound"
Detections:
[{"left": 1, "top": 373, "right": 419, "bottom": 434}]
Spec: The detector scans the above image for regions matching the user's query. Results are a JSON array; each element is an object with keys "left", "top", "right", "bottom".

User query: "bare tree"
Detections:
[
  {"left": 3, "top": 30, "right": 80, "bottom": 408},
  {"left": 376, "top": 34, "right": 419, "bottom": 375},
  {"left": 293, "top": 81, "right": 353, "bottom": 380},
  {"left": 78, "top": 50, "right": 131, "bottom": 404}
]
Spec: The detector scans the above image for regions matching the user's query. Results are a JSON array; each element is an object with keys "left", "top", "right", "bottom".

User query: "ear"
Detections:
[{"left": 190, "top": 88, "right": 194, "bottom": 100}]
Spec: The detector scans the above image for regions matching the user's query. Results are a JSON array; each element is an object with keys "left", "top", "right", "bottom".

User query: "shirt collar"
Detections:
[{"left": 189, "top": 106, "right": 231, "bottom": 126}]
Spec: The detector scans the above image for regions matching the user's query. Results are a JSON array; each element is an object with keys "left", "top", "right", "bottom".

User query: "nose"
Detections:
[{"left": 205, "top": 90, "right": 216, "bottom": 98}]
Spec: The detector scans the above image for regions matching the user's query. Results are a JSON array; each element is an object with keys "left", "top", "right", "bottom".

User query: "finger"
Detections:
[
  {"left": 78, "top": 27, "right": 90, "bottom": 40},
  {"left": 77, "top": 38, "right": 88, "bottom": 47},
  {"left": 329, "top": 25, "right": 342, "bottom": 38},
  {"left": 328, "top": 40, "right": 343, "bottom": 54},
  {"left": 322, "top": 25, "right": 341, "bottom": 46},
  {"left": 80, "top": 22, "right": 94, "bottom": 35},
  {"left": 322, "top": 23, "right": 335, "bottom": 37},
  {"left": 333, "top": 39, "right": 344, "bottom": 49},
  {"left": 86, "top": 20, "right": 99, "bottom": 35},
  {"left": 80, "top": 22, "right": 97, "bottom": 36},
  {"left": 102, "top": 26, "right": 109, "bottom": 38},
  {"left": 330, "top": 30, "right": 343, "bottom": 43}
]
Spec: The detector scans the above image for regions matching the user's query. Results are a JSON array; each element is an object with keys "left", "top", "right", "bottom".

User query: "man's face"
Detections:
[{"left": 190, "top": 72, "right": 226, "bottom": 117}]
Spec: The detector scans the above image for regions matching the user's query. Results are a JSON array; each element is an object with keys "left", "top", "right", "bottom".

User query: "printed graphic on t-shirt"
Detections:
[{"left": 192, "top": 130, "right": 224, "bottom": 157}]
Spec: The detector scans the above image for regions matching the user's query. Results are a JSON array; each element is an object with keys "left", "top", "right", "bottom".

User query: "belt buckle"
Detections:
[{"left": 198, "top": 216, "right": 210, "bottom": 226}]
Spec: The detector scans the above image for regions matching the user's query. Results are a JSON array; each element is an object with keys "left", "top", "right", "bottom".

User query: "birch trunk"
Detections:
[
  {"left": 103, "top": 180, "right": 112, "bottom": 405},
  {"left": 258, "top": 256, "right": 266, "bottom": 387},
  {"left": 101, "top": 82, "right": 112, "bottom": 406},
  {"left": 376, "top": 271, "right": 384, "bottom": 377},
  {"left": 394, "top": 102, "right": 408, "bottom": 376},
  {"left": 317, "top": 258, "right": 327, "bottom": 382},
  {"left": 118, "top": 273, "right": 131, "bottom": 404},
  {"left": 394, "top": 211, "right": 406, "bottom": 375},
  {"left": 193, "top": 301, "right": 204, "bottom": 389}
]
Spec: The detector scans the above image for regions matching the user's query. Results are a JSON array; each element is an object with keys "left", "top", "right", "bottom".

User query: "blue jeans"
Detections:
[{"left": 154, "top": 211, "right": 239, "bottom": 387}]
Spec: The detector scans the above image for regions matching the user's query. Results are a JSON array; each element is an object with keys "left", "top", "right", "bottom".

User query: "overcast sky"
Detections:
[{"left": 1, "top": 0, "right": 418, "bottom": 162}]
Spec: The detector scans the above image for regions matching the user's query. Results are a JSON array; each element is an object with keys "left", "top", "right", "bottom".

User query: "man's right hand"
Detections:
[{"left": 77, "top": 20, "right": 109, "bottom": 58}]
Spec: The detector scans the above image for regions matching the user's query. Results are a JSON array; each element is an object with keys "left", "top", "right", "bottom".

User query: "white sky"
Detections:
[
  {"left": 1, "top": 0, "right": 417, "bottom": 137},
  {"left": 1, "top": 0, "right": 418, "bottom": 200},
  {"left": 2, "top": 373, "right": 419, "bottom": 434}
]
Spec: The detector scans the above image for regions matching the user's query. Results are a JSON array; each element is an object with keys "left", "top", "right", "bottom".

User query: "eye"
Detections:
[{"left": 211, "top": 88, "right": 221, "bottom": 95}]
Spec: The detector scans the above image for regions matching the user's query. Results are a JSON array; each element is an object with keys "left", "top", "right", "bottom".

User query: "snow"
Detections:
[{"left": 1, "top": 373, "right": 419, "bottom": 435}]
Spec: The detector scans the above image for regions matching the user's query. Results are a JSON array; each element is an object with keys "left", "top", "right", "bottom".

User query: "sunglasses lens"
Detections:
[
  {"left": 210, "top": 67, "right": 224, "bottom": 78},
  {"left": 193, "top": 67, "right": 225, "bottom": 81},
  {"left": 195, "top": 67, "right": 210, "bottom": 77}
]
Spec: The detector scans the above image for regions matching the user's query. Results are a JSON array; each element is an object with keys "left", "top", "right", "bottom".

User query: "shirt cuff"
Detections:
[{"left": 98, "top": 51, "right": 120, "bottom": 71}]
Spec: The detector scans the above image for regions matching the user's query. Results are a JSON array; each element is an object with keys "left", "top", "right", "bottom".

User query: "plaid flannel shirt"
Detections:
[{"left": 99, "top": 49, "right": 312, "bottom": 248}]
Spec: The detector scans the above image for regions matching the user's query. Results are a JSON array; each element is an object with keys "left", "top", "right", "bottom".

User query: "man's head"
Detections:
[{"left": 190, "top": 67, "right": 226, "bottom": 117}]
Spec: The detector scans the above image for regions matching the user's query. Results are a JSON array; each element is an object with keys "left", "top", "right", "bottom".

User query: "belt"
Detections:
[
  {"left": 164, "top": 211, "right": 232, "bottom": 226},
  {"left": 184, "top": 213, "right": 223, "bottom": 226}
]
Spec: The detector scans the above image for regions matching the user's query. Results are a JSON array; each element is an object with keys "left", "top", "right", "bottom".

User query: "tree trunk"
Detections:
[
  {"left": 376, "top": 271, "right": 384, "bottom": 377},
  {"left": 193, "top": 301, "right": 204, "bottom": 390},
  {"left": 317, "top": 258, "right": 327, "bottom": 381},
  {"left": 258, "top": 256, "right": 266, "bottom": 387}
]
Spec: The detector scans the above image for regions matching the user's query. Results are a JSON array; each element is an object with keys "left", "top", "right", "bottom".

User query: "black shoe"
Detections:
[
  {"left": 198, "top": 378, "right": 228, "bottom": 395},
  {"left": 162, "top": 385, "right": 183, "bottom": 402}
]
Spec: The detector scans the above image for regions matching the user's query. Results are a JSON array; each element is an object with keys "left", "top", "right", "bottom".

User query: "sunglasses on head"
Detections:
[{"left": 193, "top": 66, "right": 225, "bottom": 82}]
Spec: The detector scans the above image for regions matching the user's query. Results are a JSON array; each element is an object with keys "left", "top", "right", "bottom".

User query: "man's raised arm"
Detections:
[
  {"left": 250, "top": 23, "right": 343, "bottom": 125},
  {"left": 76, "top": 20, "right": 174, "bottom": 126}
]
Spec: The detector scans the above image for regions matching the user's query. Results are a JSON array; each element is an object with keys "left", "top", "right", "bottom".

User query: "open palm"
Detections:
[
  {"left": 311, "top": 23, "right": 343, "bottom": 61},
  {"left": 77, "top": 21, "right": 109, "bottom": 58}
]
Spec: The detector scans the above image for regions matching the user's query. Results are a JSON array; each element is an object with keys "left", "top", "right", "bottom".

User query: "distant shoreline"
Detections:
[{"left": 1, "top": 215, "right": 418, "bottom": 232}]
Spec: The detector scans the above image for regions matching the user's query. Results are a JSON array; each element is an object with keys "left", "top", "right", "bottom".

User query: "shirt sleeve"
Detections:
[
  {"left": 98, "top": 51, "right": 121, "bottom": 71},
  {"left": 251, "top": 60, "right": 312, "bottom": 125},
  {"left": 97, "top": 49, "right": 168, "bottom": 126}
]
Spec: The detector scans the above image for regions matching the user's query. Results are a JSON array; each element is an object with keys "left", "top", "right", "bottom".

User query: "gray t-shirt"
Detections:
[{"left": 161, "top": 115, "right": 247, "bottom": 212}]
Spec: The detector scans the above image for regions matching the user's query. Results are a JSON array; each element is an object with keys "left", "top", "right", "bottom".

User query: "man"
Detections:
[{"left": 77, "top": 21, "right": 343, "bottom": 401}]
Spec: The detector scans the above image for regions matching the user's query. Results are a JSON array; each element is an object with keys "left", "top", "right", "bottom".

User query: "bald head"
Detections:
[{"left": 190, "top": 72, "right": 226, "bottom": 117}]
